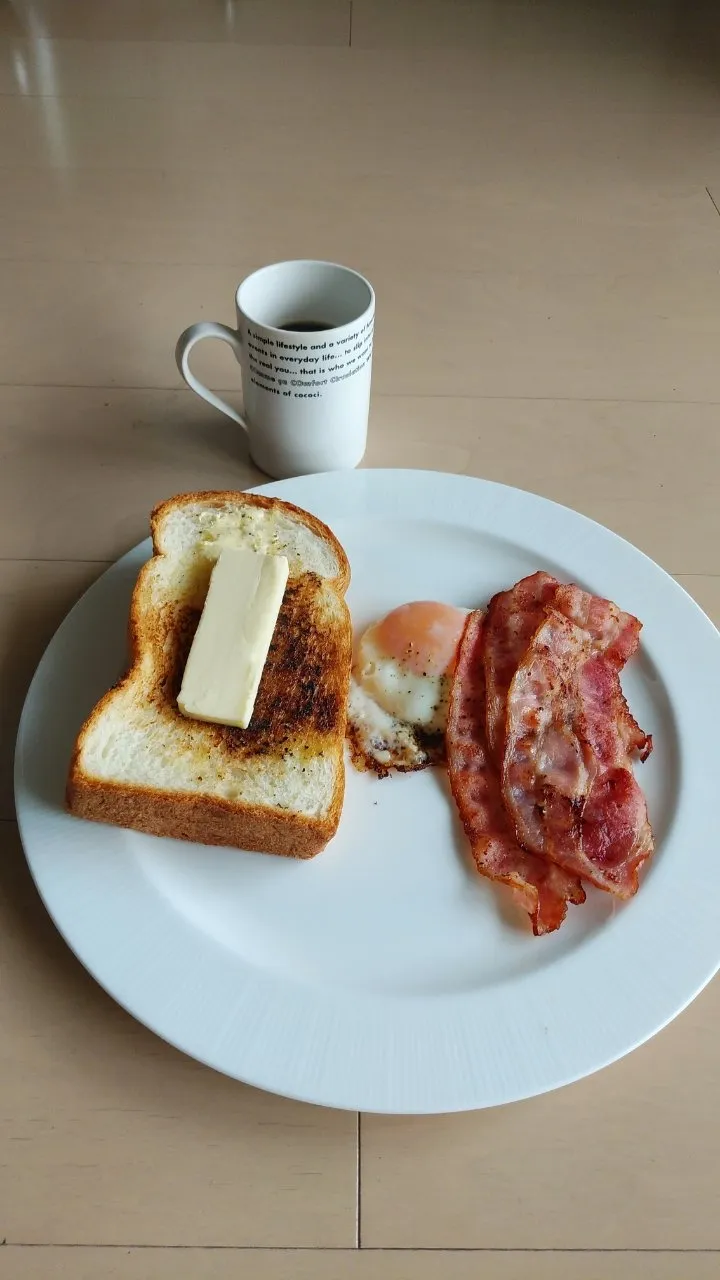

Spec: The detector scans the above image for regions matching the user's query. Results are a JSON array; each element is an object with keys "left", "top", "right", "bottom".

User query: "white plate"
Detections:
[{"left": 14, "top": 470, "right": 720, "bottom": 1113}]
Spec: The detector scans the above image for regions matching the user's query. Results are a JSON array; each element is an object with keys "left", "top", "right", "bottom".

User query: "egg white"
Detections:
[
  {"left": 346, "top": 677, "right": 436, "bottom": 775},
  {"left": 355, "top": 631, "right": 450, "bottom": 733}
]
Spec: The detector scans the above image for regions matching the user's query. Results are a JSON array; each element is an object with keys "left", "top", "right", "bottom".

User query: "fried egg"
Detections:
[{"left": 347, "top": 601, "right": 469, "bottom": 775}]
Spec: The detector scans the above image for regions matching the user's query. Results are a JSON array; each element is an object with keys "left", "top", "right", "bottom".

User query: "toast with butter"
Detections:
[{"left": 66, "top": 490, "right": 352, "bottom": 858}]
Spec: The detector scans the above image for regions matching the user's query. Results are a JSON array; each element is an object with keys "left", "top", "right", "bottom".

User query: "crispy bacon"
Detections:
[
  {"left": 484, "top": 574, "right": 652, "bottom": 767},
  {"left": 561, "top": 584, "right": 653, "bottom": 761},
  {"left": 551, "top": 581, "right": 648, "bottom": 682},
  {"left": 447, "top": 611, "right": 585, "bottom": 935},
  {"left": 502, "top": 610, "right": 654, "bottom": 898},
  {"left": 576, "top": 653, "right": 654, "bottom": 890},
  {"left": 483, "top": 572, "right": 559, "bottom": 763}
]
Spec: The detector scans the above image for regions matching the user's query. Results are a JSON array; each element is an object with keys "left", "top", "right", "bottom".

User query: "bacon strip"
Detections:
[
  {"left": 576, "top": 653, "right": 654, "bottom": 892},
  {"left": 484, "top": 572, "right": 558, "bottom": 763},
  {"left": 552, "top": 582, "right": 642, "bottom": 669},
  {"left": 553, "top": 584, "right": 653, "bottom": 763},
  {"left": 502, "top": 610, "right": 654, "bottom": 898},
  {"left": 447, "top": 611, "right": 585, "bottom": 935},
  {"left": 484, "top": 574, "right": 652, "bottom": 767}
]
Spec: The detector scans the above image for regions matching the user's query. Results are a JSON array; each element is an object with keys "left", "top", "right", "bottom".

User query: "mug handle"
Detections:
[{"left": 175, "top": 321, "right": 248, "bottom": 430}]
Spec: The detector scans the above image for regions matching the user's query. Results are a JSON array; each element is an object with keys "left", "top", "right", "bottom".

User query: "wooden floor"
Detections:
[{"left": 1, "top": 1, "right": 720, "bottom": 1275}]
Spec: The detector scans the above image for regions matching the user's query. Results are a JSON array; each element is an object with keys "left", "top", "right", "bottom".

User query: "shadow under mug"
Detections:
[{"left": 175, "top": 260, "right": 375, "bottom": 480}]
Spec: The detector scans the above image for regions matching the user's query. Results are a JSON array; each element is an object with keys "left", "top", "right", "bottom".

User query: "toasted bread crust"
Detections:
[
  {"left": 151, "top": 490, "right": 351, "bottom": 593},
  {"left": 66, "top": 773, "right": 341, "bottom": 858},
  {"left": 67, "top": 491, "right": 352, "bottom": 857}
]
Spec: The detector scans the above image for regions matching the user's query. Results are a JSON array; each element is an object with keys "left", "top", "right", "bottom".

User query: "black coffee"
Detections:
[{"left": 277, "top": 320, "right": 332, "bottom": 333}]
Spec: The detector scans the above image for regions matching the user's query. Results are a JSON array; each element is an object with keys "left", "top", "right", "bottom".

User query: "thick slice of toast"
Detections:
[{"left": 67, "top": 490, "right": 352, "bottom": 858}]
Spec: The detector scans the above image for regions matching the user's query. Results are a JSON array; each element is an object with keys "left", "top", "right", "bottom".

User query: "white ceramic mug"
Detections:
[{"left": 176, "top": 260, "right": 375, "bottom": 479}]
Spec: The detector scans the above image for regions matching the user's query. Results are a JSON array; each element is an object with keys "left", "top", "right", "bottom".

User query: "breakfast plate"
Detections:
[{"left": 14, "top": 469, "right": 720, "bottom": 1113}]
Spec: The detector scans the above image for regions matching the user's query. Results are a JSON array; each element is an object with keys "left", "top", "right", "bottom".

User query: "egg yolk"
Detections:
[{"left": 370, "top": 601, "right": 468, "bottom": 678}]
